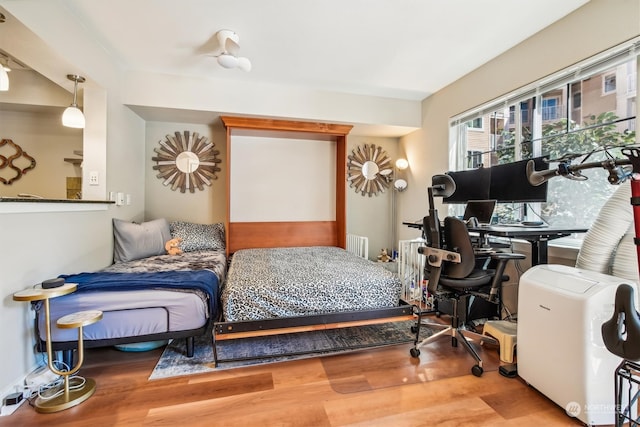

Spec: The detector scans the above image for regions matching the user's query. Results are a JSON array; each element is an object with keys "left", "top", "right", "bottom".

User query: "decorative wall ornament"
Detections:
[
  {"left": 0, "top": 139, "right": 36, "bottom": 185},
  {"left": 347, "top": 144, "right": 392, "bottom": 197},
  {"left": 152, "top": 131, "right": 221, "bottom": 193}
]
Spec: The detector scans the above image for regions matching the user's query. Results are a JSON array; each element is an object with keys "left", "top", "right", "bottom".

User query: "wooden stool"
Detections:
[{"left": 482, "top": 320, "right": 517, "bottom": 363}]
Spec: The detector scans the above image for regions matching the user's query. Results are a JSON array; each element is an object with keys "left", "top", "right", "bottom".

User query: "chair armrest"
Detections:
[{"left": 486, "top": 252, "right": 525, "bottom": 302}]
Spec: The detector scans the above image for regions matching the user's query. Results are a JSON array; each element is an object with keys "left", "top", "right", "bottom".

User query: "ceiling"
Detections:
[{"left": 61, "top": 0, "right": 589, "bottom": 102}]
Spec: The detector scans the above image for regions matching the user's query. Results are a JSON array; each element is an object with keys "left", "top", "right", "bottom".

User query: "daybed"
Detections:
[{"left": 33, "top": 219, "right": 227, "bottom": 364}]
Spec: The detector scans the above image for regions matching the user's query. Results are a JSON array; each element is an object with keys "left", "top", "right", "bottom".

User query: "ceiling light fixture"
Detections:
[
  {"left": 62, "top": 74, "right": 85, "bottom": 128},
  {"left": 210, "top": 30, "right": 251, "bottom": 72}
]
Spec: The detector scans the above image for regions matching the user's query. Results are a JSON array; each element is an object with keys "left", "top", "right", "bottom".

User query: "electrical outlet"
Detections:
[
  {"left": 89, "top": 171, "right": 99, "bottom": 186},
  {"left": 116, "top": 192, "right": 125, "bottom": 206}
]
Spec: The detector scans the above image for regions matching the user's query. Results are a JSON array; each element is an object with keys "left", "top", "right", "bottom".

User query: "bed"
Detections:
[
  {"left": 212, "top": 116, "right": 414, "bottom": 366},
  {"left": 34, "top": 219, "right": 227, "bottom": 363},
  {"left": 213, "top": 246, "right": 410, "bottom": 365}
]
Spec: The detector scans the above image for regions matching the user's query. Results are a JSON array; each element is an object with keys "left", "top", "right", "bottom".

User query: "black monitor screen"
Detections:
[
  {"left": 489, "top": 157, "right": 549, "bottom": 203},
  {"left": 463, "top": 199, "right": 497, "bottom": 224},
  {"left": 442, "top": 167, "right": 491, "bottom": 204}
]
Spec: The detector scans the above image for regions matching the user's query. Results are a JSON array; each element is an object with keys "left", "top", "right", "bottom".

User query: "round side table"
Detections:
[{"left": 13, "top": 284, "right": 103, "bottom": 413}]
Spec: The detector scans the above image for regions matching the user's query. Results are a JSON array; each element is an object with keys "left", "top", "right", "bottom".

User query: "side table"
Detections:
[{"left": 13, "top": 283, "right": 103, "bottom": 413}]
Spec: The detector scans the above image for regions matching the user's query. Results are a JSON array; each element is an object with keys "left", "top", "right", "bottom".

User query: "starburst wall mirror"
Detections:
[
  {"left": 152, "top": 131, "right": 221, "bottom": 193},
  {"left": 347, "top": 143, "right": 393, "bottom": 197}
]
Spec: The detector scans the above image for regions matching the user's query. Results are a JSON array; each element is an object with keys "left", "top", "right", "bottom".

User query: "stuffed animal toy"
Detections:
[
  {"left": 377, "top": 248, "right": 391, "bottom": 263},
  {"left": 165, "top": 238, "right": 183, "bottom": 255}
]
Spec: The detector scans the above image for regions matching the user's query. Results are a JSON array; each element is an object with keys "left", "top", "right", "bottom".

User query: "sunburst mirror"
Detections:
[
  {"left": 347, "top": 144, "right": 392, "bottom": 197},
  {"left": 152, "top": 131, "right": 221, "bottom": 193}
]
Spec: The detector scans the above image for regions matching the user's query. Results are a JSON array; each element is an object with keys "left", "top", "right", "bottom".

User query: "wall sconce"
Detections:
[
  {"left": 393, "top": 158, "right": 409, "bottom": 192},
  {"left": 62, "top": 74, "right": 85, "bottom": 128}
]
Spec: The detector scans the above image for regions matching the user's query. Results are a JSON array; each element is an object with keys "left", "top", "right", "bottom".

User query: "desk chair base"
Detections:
[{"left": 410, "top": 304, "right": 498, "bottom": 377}]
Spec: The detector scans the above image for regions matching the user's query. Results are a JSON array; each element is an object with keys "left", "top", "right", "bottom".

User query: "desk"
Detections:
[{"left": 468, "top": 225, "right": 588, "bottom": 265}]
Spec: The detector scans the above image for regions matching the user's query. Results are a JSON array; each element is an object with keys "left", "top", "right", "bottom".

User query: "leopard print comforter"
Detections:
[{"left": 221, "top": 246, "right": 401, "bottom": 322}]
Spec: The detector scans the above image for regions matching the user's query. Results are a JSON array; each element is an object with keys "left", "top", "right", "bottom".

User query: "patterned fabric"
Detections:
[
  {"left": 221, "top": 246, "right": 401, "bottom": 322},
  {"left": 103, "top": 249, "right": 227, "bottom": 286},
  {"left": 170, "top": 221, "right": 226, "bottom": 252}
]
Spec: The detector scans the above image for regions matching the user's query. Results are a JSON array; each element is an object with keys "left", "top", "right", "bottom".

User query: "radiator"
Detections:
[
  {"left": 398, "top": 238, "right": 426, "bottom": 302},
  {"left": 346, "top": 234, "right": 368, "bottom": 259}
]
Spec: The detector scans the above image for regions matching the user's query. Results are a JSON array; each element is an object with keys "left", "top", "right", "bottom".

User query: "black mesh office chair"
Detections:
[{"left": 410, "top": 215, "right": 525, "bottom": 377}]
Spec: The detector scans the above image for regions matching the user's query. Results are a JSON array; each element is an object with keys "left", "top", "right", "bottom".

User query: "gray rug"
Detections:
[{"left": 150, "top": 320, "right": 418, "bottom": 380}]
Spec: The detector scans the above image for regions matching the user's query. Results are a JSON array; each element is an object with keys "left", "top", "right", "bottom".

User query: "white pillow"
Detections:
[{"left": 113, "top": 218, "right": 172, "bottom": 263}]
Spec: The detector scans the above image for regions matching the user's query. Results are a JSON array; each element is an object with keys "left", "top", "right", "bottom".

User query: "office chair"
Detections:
[{"left": 411, "top": 215, "right": 525, "bottom": 377}]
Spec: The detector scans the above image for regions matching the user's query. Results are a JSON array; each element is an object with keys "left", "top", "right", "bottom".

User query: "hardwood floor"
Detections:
[{"left": 2, "top": 329, "right": 583, "bottom": 426}]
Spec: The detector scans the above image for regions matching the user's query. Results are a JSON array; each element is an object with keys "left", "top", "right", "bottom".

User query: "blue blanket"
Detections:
[{"left": 59, "top": 270, "right": 219, "bottom": 317}]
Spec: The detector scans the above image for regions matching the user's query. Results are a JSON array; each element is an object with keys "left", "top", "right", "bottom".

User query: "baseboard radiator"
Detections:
[
  {"left": 346, "top": 233, "right": 369, "bottom": 259},
  {"left": 398, "top": 238, "right": 427, "bottom": 302}
]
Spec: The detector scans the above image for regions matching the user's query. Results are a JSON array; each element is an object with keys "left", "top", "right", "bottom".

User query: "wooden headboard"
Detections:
[{"left": 222, "top": 116, "right": 352, "bottom": 255}]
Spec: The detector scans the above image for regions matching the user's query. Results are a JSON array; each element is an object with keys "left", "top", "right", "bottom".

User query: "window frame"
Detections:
[
  {"left": 603, "top": 72, "right": 617, "bottom": 95},
  {"left": 447, "top": 37, "right": 639, "bottom": 241}
]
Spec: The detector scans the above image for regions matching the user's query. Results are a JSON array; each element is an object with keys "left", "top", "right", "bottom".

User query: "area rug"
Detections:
[{"left": 150, "top": 320, "right": 420, "bottom": 380}]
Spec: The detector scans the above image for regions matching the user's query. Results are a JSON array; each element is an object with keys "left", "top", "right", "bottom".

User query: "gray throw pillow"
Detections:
[{"left": 113, "top": 218, "right": 172, "bottom": 263}]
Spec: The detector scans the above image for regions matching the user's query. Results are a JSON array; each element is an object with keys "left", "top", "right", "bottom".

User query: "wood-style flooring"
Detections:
[{"left": 2, "top": 324, "right": 583, "bottom": 427}]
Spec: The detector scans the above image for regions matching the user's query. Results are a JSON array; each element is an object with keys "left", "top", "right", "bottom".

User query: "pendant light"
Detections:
[
  {"left": 0, "top": 56, "right": 9, "bottom": 91},
  {"left": 62, "top": 74, "right": 85, "bottom": 128}
]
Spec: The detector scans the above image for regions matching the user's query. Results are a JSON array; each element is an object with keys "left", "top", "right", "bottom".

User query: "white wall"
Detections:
[{"left": 231, "top": 136, "right": 336, "bottom": 222}]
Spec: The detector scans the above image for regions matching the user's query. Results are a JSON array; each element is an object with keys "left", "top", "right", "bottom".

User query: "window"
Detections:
[
  {"left": 573, "top": 91, "right": 582, "bottom": 109},
  {"left": 604, "top": 73, "right": 617, "bottom": 94},
  {"left": 467, "top": 117, "right": 483, "bottom": 130},
  {"left": 449, "top": 40, "right": 638, "bottom": 234},
  {"left": 467, "top": 150, "right": 483, "bottom": 168}
]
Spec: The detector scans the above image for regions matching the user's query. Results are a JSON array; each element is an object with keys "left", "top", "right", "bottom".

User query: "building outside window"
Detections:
[
  {"left": 449, "top": 40, "right": 638, "bottom": 238},
  {"left": 604, "top": 73, "right": 617, "bottom": 94}
]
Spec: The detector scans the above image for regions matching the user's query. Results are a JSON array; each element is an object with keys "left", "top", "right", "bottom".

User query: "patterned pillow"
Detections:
[{"left": 169, "top": 221, "right": 225, "bottom": 252}]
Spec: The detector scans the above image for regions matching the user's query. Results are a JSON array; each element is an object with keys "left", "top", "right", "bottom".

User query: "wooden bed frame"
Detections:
[
  {"left": 213, "top": 116, "right": 415, "bottom": 366},
  {"left": 221, "top": 115, "right": 351, "bottom": 254}
]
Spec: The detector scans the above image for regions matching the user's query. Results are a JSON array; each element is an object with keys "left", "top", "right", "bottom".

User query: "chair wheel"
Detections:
[
  {"left": 411, "top": 325, "right": 418, "bottom": 334},
  {"left": 471, "top": 365, "right": 483, "bottom": 377},
  {"left": 410, "top": 348, "right": 420, "bottom": 358}
]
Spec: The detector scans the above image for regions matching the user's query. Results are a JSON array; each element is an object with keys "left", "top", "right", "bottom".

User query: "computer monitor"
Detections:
[
  {"left": 442, "top": 167, "right": 491, "bottom": 204},
  {"left": 463, "top": 199, "right": 497, "bottom": 224},
  {"left": 489, "top": 157, "right": 549, "bottom": 203}
]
